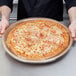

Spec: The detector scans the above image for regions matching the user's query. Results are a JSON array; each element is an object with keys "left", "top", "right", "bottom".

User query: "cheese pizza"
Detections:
[{"left": 6, "top": 19, "right": 70, "bottom": 60}]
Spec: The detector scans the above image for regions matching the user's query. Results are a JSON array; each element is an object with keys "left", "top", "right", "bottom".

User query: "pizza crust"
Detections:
[{"left": 6, "top": 20, "right": 70, "bottom": 60}]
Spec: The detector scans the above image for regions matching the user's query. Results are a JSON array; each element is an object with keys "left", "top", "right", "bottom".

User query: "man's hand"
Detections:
[
  {"left": 69, "top": 21, "right": 76, "bottom": 41},
  {"left": 0, "top": 5, "right": 11, "bottom": 37},
  {"left": 0, "top": 18, "right": 9, "bottom": 37},
  {"left": 68, "top": 7, "right": 76, "bottom": 41}
]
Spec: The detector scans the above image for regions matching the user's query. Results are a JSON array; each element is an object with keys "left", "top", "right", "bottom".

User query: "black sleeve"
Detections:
[
  {"left": 0, "top": 0, "right": 13, "bottom": 11},
  {"left": 65, "top": 0, "right": 76, "bottom": 11}
]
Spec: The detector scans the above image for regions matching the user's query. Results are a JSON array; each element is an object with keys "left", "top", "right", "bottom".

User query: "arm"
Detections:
[
  {"left": 0, "top": 6, "right": 11, "bottom": 37},
  {"left": 1, "top": 6, "right": 11, "bottom": 20},
  {"left": 68, "top": 7, "right": 76, "bottom": 23},
  {"left": 68, "top": 7, "right": 76, "bottom": 40},
  {"left": 0, "top": 0, "right": 13, "bottom": 37},
  {"left": 64, "top": 0, "right": 76, "bottom": 41}
]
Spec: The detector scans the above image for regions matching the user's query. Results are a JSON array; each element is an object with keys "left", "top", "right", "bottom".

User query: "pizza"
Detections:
[{"left": 6, "top": 19, "right": 70, "bottom": 60}]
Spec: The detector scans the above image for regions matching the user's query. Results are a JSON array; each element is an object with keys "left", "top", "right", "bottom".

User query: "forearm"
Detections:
[
  {"left": 68, "top": 7, "right": 76, "bottom": 23},
  {"left": 0, "top": 5, "right": 11, "bottom": 21}
]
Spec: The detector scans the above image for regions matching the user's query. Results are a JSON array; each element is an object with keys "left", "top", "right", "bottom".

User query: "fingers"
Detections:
[
  {"left": 71, "top": 30, "right": 76, "bottom": 38},
  {"left": 1, "top": 25, "right": 6, "bottom": 33},
  {"left": 69, "top": 26, "right": 76, "bottom": 41},
  {"left": 71, "top": 31, "right": 76, "bottom": 41},
  {"left": 0, "top": 23, "right": 7, "bottom": 37},
  {"left": 0, "top": 19, "right": 9, "bottom": 37}
]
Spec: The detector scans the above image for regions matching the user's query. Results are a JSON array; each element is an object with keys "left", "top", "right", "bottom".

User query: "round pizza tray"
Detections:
[{"left": 2, "top": 18, "right": 73, "bottom": 64}]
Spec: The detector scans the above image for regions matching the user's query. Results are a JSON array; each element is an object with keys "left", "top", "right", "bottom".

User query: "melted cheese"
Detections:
[{"left": 6, "top": 20, "right": 69, "bottom": 60}]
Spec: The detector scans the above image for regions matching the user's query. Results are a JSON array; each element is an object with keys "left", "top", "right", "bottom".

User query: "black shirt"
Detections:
[{"left": 0, "top": 0, "right": 76, "bottom": 21}]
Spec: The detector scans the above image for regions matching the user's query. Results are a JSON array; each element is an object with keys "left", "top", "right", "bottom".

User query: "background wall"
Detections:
[{"left": 13, "top": 0, "right": 18, "bottom": 4}]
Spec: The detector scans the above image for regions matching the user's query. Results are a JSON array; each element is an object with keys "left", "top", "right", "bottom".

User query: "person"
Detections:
[{"left": 0, "top": 0, "right": 76, "bottom": 41}]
